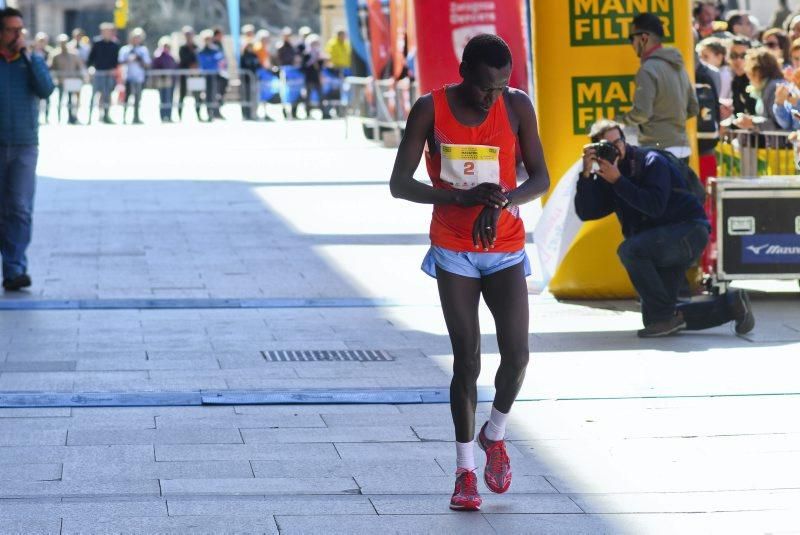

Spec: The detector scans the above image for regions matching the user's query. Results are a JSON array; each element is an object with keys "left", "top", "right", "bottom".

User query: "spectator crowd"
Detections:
[
  {"left": 692, "top": 2, "right": 800, "bottom": 155},
  {"left": 20, "top": 21, "right": 353, "bottom": 125}
]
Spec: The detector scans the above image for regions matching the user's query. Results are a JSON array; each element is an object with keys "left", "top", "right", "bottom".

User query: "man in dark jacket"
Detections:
[
  {"left": 575, "top": 120, "right": 754, "bottom": 338},
  {"left": 177, "top": 26, "right": 201, "bottom": 121},
  {"left": 87, "top": 22, "right": 120, "bottom": 124},
  {"left": 0, "top": 8, "right": 55, "bottom": 291}
]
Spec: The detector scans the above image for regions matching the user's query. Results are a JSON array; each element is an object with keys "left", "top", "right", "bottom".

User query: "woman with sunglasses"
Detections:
[
  {"left": 733, "top": 48, "right": 789, "bottom": 133},
  {"left": 762, "top": 28, "right": 792, "bottom": 69}
]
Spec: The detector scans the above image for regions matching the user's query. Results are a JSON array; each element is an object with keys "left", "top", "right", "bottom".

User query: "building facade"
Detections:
[{"left": 16, "top": 0, "right": 114, "bottom": 39}]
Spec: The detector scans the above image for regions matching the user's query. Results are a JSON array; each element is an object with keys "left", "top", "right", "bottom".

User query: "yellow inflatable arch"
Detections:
[{"left": 531, "top": 0, "right": 697, "bottom": 299}]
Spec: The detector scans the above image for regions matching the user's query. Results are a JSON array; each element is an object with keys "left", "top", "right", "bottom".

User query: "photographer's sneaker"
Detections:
[
  {"left": 477, "top": 422, "right": 512, "bottom": 494},
  {"left": 637, "top": 312, "right": 686, "bottom": 338},
  {"left": 449, "top": 469, "right": 482, "bottom": 511},
  {"left": 727, "top": 289, "right": 755, "bottom": 335}
]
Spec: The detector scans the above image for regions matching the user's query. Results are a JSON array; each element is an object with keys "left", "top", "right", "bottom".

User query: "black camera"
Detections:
[{"left": 589, "top": 140, "right": 620, "bottom": 163}]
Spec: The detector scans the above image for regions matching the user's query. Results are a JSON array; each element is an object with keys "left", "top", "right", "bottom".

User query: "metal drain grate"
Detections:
[{"left": 262, "top": 350, "right": 395, "bottom": 362}]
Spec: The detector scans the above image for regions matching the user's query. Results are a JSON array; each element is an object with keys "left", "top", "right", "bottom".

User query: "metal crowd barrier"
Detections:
[
  {"left": 44, "top": 69, "right": 260, "bottom": 124},
  {"left": 343, "top": 76, "right": 419, "bottom": 145},
  {"left": 716, "top": 129, "right": 799, "bottom": 178}
]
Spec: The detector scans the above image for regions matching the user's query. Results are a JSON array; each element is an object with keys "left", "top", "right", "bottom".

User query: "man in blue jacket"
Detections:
[
  {"left": 0, "top": 8, "right": 55, "bottom": 291},
  {"left": 575, "top": 120, "right": 754, "bottom": 337}
]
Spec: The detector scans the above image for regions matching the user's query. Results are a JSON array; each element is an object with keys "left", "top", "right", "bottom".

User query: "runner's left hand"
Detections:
[{"left": 472, "top": 206, "right": 502, "bottom": 251}]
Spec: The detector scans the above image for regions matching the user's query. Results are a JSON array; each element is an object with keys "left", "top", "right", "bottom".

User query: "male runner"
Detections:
[{"left": 390, "top": 34, "right": 550, "bottom": 511}]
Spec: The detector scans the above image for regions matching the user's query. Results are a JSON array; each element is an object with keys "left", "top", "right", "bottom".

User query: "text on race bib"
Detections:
[{"left": 440, "top": 144, "right": 501, "bottom": 190}]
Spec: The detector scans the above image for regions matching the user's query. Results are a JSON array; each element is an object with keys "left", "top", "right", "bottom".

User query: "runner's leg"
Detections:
[
  {"left": 437, "top": 265, "right": 484, "bottom": 510},
  {"left": 476, "top": 261, "right": 528, "bottom": 494},
  {"left": 481, "top": 261, "right": 530, "bottom": 414},
  {"left": 435, "top": 266, "right": 482, "bottom": 443}
]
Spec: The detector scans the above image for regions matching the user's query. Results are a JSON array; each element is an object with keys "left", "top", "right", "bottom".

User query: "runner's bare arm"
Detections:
[
  {"left": 390, "top": 95, "right": 508, "bottom": 207},
  {"left": 505, "top": 90, "right": 551, "bottom": 207}
]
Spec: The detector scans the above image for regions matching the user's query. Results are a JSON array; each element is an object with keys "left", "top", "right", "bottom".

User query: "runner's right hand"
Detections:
[{"left": 457, "top": 183, "right": 508, "bottom": 208}]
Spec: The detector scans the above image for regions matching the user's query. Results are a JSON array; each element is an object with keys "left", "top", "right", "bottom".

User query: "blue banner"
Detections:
[
  {"left": 321, "top": 68, "right": 343, "bottom": 98},
  {"left": 258, "top": 68, "right": 281, "bottom": 102},
  {"left": 281, "top": 66, "right": 305, "bottom": 104},
  {"left": 345, "top": 0, "right": 369, "bottom": 70},
  {"left": 742, "top": 234, "right": 800, "bottom": 264},
  {"left": 227, "top": 0, "right": 240, "bottom": 63}
]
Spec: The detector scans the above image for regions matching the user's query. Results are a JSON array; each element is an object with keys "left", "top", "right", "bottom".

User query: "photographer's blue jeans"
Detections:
[
  {"left": 617, "top": 221, "right": 709, "bottom": 326},
  {"left": 0, "top": 145, "right": 38, "bottom": 281}
]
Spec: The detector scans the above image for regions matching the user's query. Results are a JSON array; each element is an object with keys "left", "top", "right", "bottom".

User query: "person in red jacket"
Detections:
[{"left": 390, "top": 34, "right": 550, "bottom": 511}]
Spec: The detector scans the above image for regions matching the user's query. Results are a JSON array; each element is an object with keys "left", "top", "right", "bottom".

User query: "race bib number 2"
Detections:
[{"left": 440, "top": 144, "right": 501, "bottom": 190}]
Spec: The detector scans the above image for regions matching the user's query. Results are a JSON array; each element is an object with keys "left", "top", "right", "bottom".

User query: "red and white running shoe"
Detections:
[
  {"left": 449, "top": 469, "right": 482, "bottom": 511},
  {"left": 477, "top": 422, "right": 512, "bottom": 494}
]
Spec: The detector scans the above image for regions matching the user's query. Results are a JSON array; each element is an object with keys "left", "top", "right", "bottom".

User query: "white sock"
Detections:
[
  {"left": 484, "top": 406, "right": 509, "bottom": 441},
  {"left": 456, "top": 440, "right": 476, "bottom": 472}
]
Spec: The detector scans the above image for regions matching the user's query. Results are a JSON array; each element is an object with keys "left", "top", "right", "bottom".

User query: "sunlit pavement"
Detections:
[{"left": 0, "top": 118, "right": 797, "bottom": 533}]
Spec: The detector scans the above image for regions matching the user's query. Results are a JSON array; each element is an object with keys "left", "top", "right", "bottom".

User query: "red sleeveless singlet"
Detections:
[{"left": 425, "top": 86, "right": 524, "bottom": 252}]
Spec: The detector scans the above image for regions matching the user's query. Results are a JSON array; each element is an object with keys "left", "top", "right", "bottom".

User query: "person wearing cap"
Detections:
[
  {"left": 70, "top": 28, "right": 90, "bottom": 63},
  {"left": 253, "top": 29, "right": 272, "bottom": 68},
  {"left": 197, "top": 29, "right": 224, "bottom": 121},
  {"left": 241, "top": 24, "right": 256, "bottom": 49},
  {"left": 118, "top": 27, "right": 151, "bottom": 124},
  {"left": 620, "top": 13, "right": 699, "bottom": 161},
  {"left": 211, "top": 26, "right": 228, "bottom": 119},
  {"left": 152, "top": 36, "right": 178, "bottom": 122},
  {"left": 50, "top": 33, "right": 85, "bottom": 124},
  {"left": 88, "top": 22, "right": 120, "bottom": 124},
  {"left": 178, "top": 26, "right": 201, "bottom": 121}
]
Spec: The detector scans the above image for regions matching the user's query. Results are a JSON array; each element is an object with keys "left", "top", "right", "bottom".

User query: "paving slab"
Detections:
[
  {"left": 166, "top": 495, "right": 375, "bottom": 516},
  {"left": 66, "top": 428, "right": 243, "bottom": 446},
  {"left": 155, "top": 443, "right": 339, "bottom": 462},
  {"left": 369, "top": 494, "right": 582, "bottom": 515},
  {"left": 161, "top": 477, "right": 359, "bottom": 496},
  {"left": 61, "top": 516, "right": 279, "bottom": 535},
  {"left": 0, "top": 498, "right": 167, "bottom": 519},
  {"left": 251, "top": 458, "right": 445, "bottom": 478},
  {"left": 241, "top": 426, "right": 418, "bottom": 444},
  {"left": 275, "top": 514, "right": 497, "bottom": 534},
  {"left": 0, "top": 463, "right": 61, "bottom": 481},
  {"left": 61, "top": 460, "right": 254, "bottom": 481},
  {"left": 0, "top": 519, "right": 61, "bottom": 535},
  {"left": 0, "top": 445, "right": 154, "bottom": 464},
  {"left": 154, "top": 413, "right": 325, "bottom": 429},
  {"left": 355, "top": 474, "right": 556, "bottom": 495},
  {"left": 0, "top": 480, "right": 159, "bottom": 499}
]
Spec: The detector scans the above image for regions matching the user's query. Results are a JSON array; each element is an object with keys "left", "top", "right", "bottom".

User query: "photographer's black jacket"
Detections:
[{"left": 574, "top": 146, "right": 708, "bottom": 238}]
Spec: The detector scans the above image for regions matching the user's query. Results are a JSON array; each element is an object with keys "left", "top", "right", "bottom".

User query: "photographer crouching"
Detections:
[{"left": 575, "top": 120, "right": 755, "bottom": 338}]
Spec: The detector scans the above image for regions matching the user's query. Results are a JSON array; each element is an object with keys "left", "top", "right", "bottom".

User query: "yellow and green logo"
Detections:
[
  {"left": 572, "top": 75, "right": 636, "bottom": 135},
  {"left": 570, "top": 0, "right": 674, "bottom": 47}
]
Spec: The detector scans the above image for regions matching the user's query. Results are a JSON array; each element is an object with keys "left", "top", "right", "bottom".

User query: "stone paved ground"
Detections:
[{"left": 0, "top": 120, "right": 798, "bottom": 534}]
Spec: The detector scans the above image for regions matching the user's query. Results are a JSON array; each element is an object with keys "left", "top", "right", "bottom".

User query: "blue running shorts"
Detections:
[{"left": 421, "top": 246, "right": 532, "bottom": 279}]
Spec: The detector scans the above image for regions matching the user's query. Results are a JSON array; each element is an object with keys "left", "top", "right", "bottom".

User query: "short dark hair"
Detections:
[
  {"left": 692, "top": 0, "right": 715, "bottom": 18},
  {"left": 589, "top": 119, "right": 626, "bottom": 143},
  {"left": 632, "top": 13, "right": 665, "bottom": 38},
  {"left": 462, "top": 34, "right": 512, "bottom": 71},
  {"left": 726, "top": 10, "right": 748, "bottom": 30},
  {"left": 0, "top": 7, "right": 24, "bottom": 29}
]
